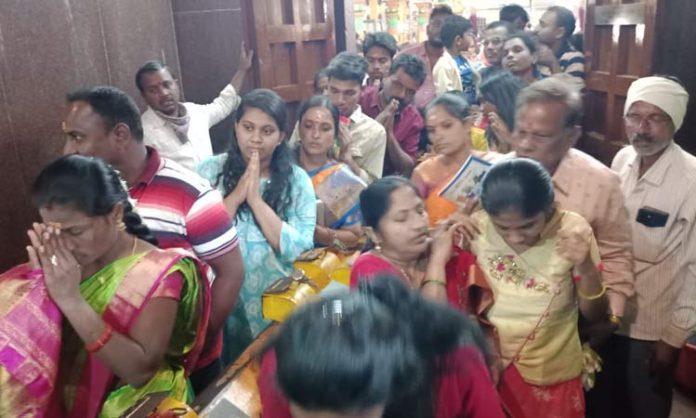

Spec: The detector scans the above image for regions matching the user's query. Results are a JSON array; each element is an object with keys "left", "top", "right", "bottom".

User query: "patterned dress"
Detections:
[{"left": 198, "top": 155, "right": 316, "bottom": 363}]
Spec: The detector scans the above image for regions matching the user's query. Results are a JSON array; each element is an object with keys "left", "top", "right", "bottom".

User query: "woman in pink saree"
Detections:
[{"left": 0, "top": 155, "right": 210, "bottom": 417}]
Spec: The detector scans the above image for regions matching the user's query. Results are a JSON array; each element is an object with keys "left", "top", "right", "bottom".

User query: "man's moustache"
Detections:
[{"left": 632, "top": 134, "right": 653, "bottom": 143}]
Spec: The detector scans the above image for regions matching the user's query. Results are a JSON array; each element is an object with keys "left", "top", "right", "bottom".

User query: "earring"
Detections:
[
  {"left": 374, "top": 242, "right": 382, "bottom": 252},
  {"left": 117, "top": 220, "right": 126, "bottom": 231}
]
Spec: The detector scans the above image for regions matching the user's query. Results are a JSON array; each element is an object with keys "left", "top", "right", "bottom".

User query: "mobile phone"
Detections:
[{"left": 636, "top": 206, "right": 669, "bottom": 228}]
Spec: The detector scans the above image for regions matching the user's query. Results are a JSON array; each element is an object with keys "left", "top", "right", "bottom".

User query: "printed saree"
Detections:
[
  {"left": 307, "top": 161, "right": 366, "bottom": 229},
  {"left": 0, "top": 265, "right": 61, "bottom": 417},
  {"left": 412, "top": 152, "right": 499, "bottom": 226},
  {"left": 0, "top": 248, "right": 210, "bottom": 418},
  {"left": 412, "top": 157, "right": 461, "bottom": 226}
]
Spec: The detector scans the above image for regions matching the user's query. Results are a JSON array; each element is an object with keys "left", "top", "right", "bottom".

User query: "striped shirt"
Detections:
[
  {"left": 539, "top": 40, "right": 585, "bottom": 79},
  {"left": 612, "top": 142, "right": 696, "bottom": 347},
  {"left": 129, "top": 147, "right": 239, "bottom": 261}
]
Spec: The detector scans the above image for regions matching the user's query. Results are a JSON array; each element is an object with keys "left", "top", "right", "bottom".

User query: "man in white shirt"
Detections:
[
  {"left": 136, "top": 47, "right": 253, "bottom": 170},
  {"left": 589, "top": 75, "right": 696, "bottom": 418},
  {"left": 325, "top": 52, "right": 387, "bottom": 184}
]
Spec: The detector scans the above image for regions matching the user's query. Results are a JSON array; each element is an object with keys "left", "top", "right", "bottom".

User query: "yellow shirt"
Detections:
[{"left": 472, "top": 210, "right": 600, "bottom": 385}]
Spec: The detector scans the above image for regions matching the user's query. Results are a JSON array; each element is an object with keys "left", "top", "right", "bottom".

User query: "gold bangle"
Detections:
[
  {"left": 577, "top": 282, "right": 607, "bottom": 300},
  {"left": 608, "top": 314, "right": 622, "bottom": 327},
  {"left": 421, "top": 279, "right": 447, "bottom": 288}
]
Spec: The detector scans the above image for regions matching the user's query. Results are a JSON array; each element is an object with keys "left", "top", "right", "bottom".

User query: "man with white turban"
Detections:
[{"left": 590, "top": 75, "right": 696, "bottom": 418}]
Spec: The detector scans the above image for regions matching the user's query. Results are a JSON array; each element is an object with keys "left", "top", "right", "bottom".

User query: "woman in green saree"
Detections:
[{"left": 0, "top": 155, "right": 210, "bottom": 417}]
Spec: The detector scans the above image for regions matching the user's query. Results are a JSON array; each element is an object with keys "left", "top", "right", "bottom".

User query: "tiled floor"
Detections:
[{"left": 671, "top": 390, "right": 696, "bottom": 418}]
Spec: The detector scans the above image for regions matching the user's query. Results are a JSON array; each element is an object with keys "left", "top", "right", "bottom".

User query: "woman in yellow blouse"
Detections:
[{"left": 459, "top": 158, "right": 607, "bottom": 418}]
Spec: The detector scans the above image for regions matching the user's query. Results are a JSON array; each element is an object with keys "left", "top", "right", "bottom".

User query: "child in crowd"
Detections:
[{"left": 432, "top": 15, "right": 478, "bottom": 104}]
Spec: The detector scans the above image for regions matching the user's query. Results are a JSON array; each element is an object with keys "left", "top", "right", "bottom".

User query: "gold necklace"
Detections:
[
  {"left": 375, "top": 250, "right": 420, "bottom": 289},
  {"left": 130, "top": 236, "right": 138, "bottom": 255}
]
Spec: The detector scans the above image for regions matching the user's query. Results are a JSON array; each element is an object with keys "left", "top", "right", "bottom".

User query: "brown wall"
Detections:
[
  {"left": 172, "top": 0, "right": 249, "bottom": 154},
  {"left": 0, "top": 0, "right": 180, "bottom": 271}
]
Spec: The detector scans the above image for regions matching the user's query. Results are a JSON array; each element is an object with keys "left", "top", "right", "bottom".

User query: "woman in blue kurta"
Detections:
[{"left": 198, "top": 89, "right": 316, "bottom": 364}]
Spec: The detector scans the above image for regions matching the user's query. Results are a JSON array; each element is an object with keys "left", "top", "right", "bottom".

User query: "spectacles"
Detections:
[{"left": 624, "top": 113, "right": 672, "bottom": 128}]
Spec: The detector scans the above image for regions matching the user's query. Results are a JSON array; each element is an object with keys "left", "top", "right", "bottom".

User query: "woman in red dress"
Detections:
[{"left": 350, "top": 176, "right": 476, "bottom": 311}]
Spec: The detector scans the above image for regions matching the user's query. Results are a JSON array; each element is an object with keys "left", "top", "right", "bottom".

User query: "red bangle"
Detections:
[
  {"left": 573, "top": 262, "right": 605, "bottom": 283},
  {"left": 86, "top": 324, "right": 113, "bottom": 353}
]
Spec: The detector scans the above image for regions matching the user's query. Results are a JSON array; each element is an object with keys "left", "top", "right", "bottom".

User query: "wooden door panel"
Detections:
[
  {"left": 298, "top": 0, "right": 327, "bottom": 24},
  {"left": 582, "top": 0, "right": 661, "bottom": 165},
  {"left": 247, "top": 0, "right": 335, "bottom": 115}
]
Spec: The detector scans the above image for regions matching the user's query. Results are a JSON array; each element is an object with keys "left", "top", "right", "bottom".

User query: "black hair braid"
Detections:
[
  {"left": 122, "top": 200, "right": 158, "bottom": 246},
  {"left": 105, "top": 168, "right": 159, "bottom": 246}
]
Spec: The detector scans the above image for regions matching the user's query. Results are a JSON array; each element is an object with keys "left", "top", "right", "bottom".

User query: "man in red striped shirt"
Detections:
[{"left": 61, "top": 85, "right": 244, "bottom": 392}]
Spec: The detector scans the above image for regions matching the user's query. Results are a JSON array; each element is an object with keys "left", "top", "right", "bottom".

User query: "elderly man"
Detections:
[
  {"left": 588, "top": 76, "right": 696, "bottom": 418},
  {"left": 360, "top": 54, "right": 427, "bottom": 176},
  {"left": 510, "top": 77, "right": 635, "bottom": 333}
]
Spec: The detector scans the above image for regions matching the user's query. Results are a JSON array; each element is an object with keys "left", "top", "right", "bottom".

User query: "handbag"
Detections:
[
  {"left": 261, "top": 270, "right": 320, "bottom": 323},
  {"left": 293, "top": 248, "right": 359, "bottom": 288}
]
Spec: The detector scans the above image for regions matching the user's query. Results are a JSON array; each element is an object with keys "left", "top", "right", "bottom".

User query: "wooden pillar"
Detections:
[{"left": 336, "top": 0, "right": 356, "bottom": 52}]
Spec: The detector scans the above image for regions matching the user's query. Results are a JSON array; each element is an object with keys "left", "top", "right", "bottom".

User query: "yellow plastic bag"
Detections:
[{"left": 262, "top": 270, "right": 319, "bottom": 322}]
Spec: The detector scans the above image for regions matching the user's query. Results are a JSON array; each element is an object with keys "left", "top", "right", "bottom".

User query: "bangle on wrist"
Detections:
[
  {"left": 608, "top": 314, "right": 622, "bottom": 327},
  {"left": 421, "top": 278, "right": 446, "bottom": 288},
  {"left": 86, "top": 324, "right": 114, "bottom": 354},
  {"left": 329, "top": 229, "right": 346, "bottom": 251},
  {"left": 572, "top": 262, "right": 605, "bottom": 283},
  {"left": 577, "top": 282, "right": 607, "bottom": 300}
]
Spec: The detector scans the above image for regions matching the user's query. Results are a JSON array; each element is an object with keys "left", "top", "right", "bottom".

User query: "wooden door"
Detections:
[
  {"left": 581, "top": 0, "right": 662, "bottom": 165},
  {"left": 246, "top": 0, "right": 336, "bottom": 113}
]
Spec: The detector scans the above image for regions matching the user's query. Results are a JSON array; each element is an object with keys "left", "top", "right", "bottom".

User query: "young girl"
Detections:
[
  {"left": 198, "top": 89, "right": 316, "bottom": 363},
  {"left": 412, "top": 93, "right": 500, "bottom": 225},
  {"left": 461, "top": 158, "right": 607, "bottom": 417}
]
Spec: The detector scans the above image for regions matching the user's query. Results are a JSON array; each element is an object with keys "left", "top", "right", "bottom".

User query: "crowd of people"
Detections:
[{"left": 0, "top": 3, "right": 694, "bottom": 418}]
